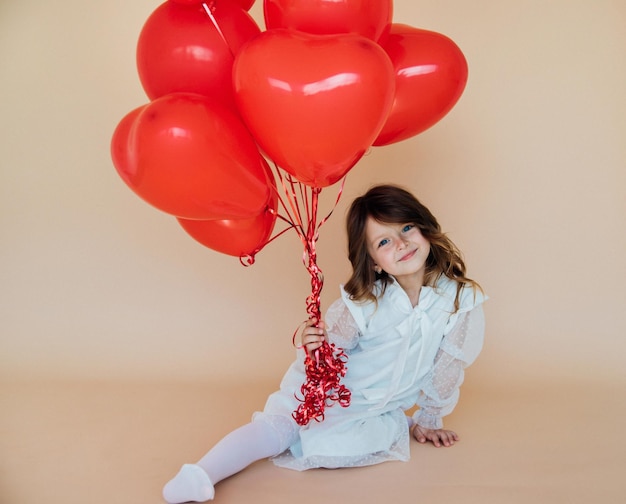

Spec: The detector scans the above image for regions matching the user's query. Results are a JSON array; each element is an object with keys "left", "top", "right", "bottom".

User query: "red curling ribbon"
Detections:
[
  {"left": 293, "top": 341, "right": 351, "bottom": 425},
  {"left": 292, "top": 186, "right": 351, "bottom": 425},
  {"left": 259, "top": 165, "right": 351, "bottom": 425},
  {"left": 239, "top": 254, "right": 255, "bottom": 266}
]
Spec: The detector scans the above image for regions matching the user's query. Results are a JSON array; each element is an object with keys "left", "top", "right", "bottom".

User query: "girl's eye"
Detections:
[
  {"left": 402, "top": 224, "right": 414, "bottom": 233},
  {"left": 378, "top": 238, "right": 389, "bottom": 248}
]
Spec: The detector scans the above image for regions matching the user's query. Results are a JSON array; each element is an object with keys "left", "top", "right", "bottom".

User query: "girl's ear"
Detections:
[{"left": 374, "top": 265, "right": 382, "bottom": 274}]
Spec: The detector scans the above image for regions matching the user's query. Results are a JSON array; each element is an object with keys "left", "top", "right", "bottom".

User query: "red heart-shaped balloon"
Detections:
[
  {"left": 136, "top": 1, "right": 260, "bottom": 109},
  {"left": 264, "top": 0, "right": 392, "bottom": 41},
  {"left": 374, "top": 24, "right": 468, "bottom": 146},
  {"left": 233, "top": 29, "right": 395, "bottom": 187},
  {"left": 115, "top": 93, "right": 270, "bottom": 220}
]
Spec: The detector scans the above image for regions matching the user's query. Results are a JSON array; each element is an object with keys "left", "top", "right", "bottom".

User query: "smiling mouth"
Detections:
[{"left": 399, "top": 249, "right": 417, "bottom": 261}]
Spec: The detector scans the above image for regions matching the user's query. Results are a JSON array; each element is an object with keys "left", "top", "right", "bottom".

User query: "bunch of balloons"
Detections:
[
  {"left": 111, "top": 0, "right": 468, "bottom": 259},
  {"left": 110, "top": 0, "right": 468, "bottom": 423}
]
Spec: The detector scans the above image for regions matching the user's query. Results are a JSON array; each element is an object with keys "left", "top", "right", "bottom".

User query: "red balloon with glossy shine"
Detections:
[
  {"left": 112, "top": 93, "right": 270, "bottom": 220},
  {"left": 233, "top": 29, "right": 395, "bottom": 187},
  {"left": 172, "top": 0, "right": 256, "bottom": 9},
  {"left": 170, "top": 0, "right": 255, "bottom": 6},
  {"left": 374, "top": 24, "right": 469, "bottom": 146},
  {"left": 264, "top": 0, "right": 392, "bottom": 41},
  {"left": 136, "top": 1, "right": 260, "bottom": 108}
]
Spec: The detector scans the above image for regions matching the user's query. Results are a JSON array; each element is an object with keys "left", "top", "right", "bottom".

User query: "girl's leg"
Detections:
[
  {"left": 196, "top": 419, "right": 285, "bottom": 483},
  {"left": 163, "top": 415, "right": 297, "bottom": 504}
]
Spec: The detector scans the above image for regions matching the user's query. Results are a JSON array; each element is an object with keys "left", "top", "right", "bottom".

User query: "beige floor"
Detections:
[{"left": 1, "top": 379, "right": 624, "bottom": 504}]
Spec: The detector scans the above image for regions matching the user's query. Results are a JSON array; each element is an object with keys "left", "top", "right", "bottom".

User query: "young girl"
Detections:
[{"left": 163, "top": 184, "right": 486, "bottom": 503}]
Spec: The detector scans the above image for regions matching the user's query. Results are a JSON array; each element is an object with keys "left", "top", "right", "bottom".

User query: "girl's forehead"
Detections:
[
  {"left": 365, "top": 217, "right": 404, "bottom": 235},
  {"left": 366, "top": 215, "right": 411, "bottom": 227}
]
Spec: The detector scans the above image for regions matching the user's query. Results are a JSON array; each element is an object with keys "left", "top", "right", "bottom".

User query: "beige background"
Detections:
[{"left": 1, "top": 1, "right": 626, "bottom": 503}]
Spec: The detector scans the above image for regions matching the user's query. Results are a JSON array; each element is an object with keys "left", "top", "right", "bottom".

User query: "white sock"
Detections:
[
  {"left": 162, "top": 464, "right": 215, "bottom": 504},
  {"left": 163, "top": 417, "right": 297, "bottom": 502}
]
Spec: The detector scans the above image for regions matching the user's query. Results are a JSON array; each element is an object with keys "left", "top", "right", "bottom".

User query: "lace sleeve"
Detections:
[
  {"left": 413, "top": 304, "right": 485, "bottom": 429},
  {"left": 325, "top": 298, "right": 360, "bottom": 351}
]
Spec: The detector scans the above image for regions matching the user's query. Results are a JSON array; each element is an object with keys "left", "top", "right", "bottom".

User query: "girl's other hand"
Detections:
[
  {"left": 411, "top": 424, "right": 459, "bottom": 448},
  {"left": 300, "top": 317, "right": 326, "bottom": 357}
]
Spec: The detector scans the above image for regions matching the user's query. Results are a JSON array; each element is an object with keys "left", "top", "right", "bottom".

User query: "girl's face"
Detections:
[{"left": 365, "top": 217, "right": 431, "bottom": 284}]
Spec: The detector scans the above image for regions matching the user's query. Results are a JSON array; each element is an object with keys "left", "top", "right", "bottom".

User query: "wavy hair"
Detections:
[{"left": 343, "top": 184, "right": 480, "bottom": 311}]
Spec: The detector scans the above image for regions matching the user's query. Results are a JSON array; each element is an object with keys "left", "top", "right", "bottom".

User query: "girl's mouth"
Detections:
[{"left": 399, "top": 249, "right": 417, "bottom": 262}]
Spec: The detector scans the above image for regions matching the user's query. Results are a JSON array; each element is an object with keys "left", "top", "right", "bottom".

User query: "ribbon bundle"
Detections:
[{"left": 260, "top": 166, "right": 351, "bottom": 425}]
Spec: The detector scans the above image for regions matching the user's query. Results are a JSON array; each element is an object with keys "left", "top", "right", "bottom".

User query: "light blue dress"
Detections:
[{"left": 254, "top": 276, "right": 486, "bottom": 471}]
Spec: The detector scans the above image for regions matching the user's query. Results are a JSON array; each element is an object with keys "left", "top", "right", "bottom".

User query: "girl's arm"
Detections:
[{"left": 413, "top": 304, "right": 485, "bottom": 431}]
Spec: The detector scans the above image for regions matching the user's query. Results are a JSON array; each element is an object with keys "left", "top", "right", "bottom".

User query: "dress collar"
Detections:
[{"left": 385, "top": 276, "right": 437, "bottom": 312}]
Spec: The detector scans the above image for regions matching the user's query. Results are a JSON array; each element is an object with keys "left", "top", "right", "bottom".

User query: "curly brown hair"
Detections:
[{"left": 343, "top": 184, "right": 480, "bottom": 311}]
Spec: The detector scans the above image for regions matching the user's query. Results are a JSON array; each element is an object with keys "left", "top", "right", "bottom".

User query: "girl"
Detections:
[{"left": 163, "top": 184, "right": 486, "bottom": 503}]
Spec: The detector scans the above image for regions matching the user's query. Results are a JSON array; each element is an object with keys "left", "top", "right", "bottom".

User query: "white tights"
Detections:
[
  {"left": 162, "top": 417, "right": 294, "bottom": 503},
  {"left": 163, "top": 414, "right": 414, "bottom": 503}
]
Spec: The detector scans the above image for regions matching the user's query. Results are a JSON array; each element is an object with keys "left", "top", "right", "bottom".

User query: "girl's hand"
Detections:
[
  {"left": 300, "top": 317, "right": 326, "bottom": 357},
  {"left": 411, "top": 424, "right": 459, "bottom": 448}
]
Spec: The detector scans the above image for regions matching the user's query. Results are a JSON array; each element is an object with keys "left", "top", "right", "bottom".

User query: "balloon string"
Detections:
[
  {"left": 272, "top": 168, "right": 307, "bottom": 236},
  {"left": 202, "top": 2, "right": 234, "bottom": 58},
  {"left": 246, "top": 162, "right": 351, "bottom": 424},
  {"left": 236, "top": 168, "right": 316, "bottom": 265},
  {"left": 278, "top": 167, "right": 352, "bottom": 424},
  {"left": 292, "top": 195, "right": 351, "bottom": 425},
  {"left": 317, "top": 176, "right": 346, "bottom": 232},
  {"left": 292, "top": 186, "right": 351, "bottom": 425}
]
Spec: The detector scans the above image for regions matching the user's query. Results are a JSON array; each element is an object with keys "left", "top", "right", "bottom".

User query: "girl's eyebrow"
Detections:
[{"left": 368, "top": 231, "right": 388, "bottom": 247}]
